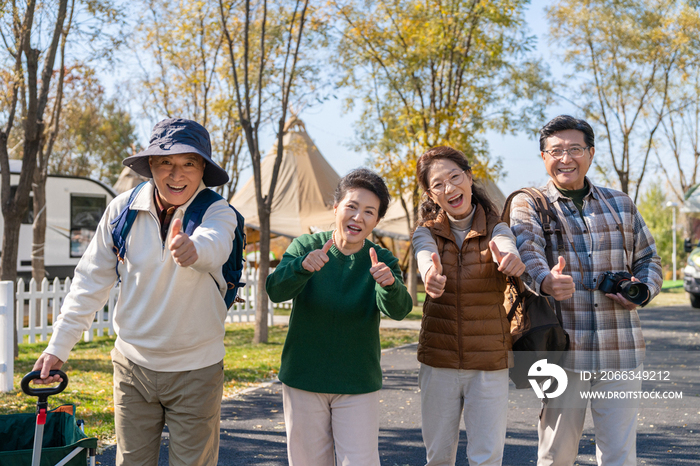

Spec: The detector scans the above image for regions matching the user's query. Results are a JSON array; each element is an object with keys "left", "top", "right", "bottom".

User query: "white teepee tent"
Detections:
[{"left": 230, "top": 116, "right": 506, "bottom": 240}]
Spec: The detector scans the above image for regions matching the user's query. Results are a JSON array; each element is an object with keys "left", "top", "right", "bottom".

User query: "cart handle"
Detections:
[{"left": 21, "top": 370, "right": 69, "bottom": 401}]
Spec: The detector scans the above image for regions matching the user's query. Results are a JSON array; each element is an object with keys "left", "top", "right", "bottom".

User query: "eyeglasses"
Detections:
[
  {"left": 543, "top": 146, "right": 590, "bottom": 160},
  {"left": 429, "top": 170, "right": 466, "bottom": 194}
]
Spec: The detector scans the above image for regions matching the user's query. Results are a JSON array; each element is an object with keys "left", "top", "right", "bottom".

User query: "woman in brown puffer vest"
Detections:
[{"left": 412, "top": 146, "right": 526, "bottom": 466}]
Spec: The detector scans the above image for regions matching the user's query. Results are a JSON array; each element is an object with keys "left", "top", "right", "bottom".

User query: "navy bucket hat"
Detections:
[{"left": 123, "top": 118, "right": 229, "bottom": 187}]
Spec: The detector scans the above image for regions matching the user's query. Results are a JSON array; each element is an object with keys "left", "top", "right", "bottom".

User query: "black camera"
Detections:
[{"left": 597, "top": 271, "right": 650, "bottom": 306}]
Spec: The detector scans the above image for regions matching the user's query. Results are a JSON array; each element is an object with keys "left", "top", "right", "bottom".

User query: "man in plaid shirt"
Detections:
[{"left": 509, "top": 115, "right": 663, "bottom": 466}]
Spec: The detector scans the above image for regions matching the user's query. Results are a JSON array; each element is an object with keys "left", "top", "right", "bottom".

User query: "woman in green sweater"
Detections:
[{"left": 266, "top": 168, "right": 413, "bottom": 466}]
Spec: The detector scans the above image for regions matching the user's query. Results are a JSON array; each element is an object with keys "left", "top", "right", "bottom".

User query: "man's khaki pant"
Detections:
[
  {"left": 111, "top": 348, "right": 224, "bottom": 466},
  {"left": 538, "top": 364, "right": 643, "bottom": 466}
]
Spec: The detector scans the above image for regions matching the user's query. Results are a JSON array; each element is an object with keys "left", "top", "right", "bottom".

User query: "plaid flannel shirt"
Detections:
[{"left": 509, "top": 178, "right": 662, "bottom": 372}]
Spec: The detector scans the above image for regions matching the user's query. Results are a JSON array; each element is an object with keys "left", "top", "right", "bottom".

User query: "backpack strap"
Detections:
[
  {"left": 503, "top": 188, "right": 564, "bottom": 266},
  {"left": 502, "top": 188, "right": 564, "bottom": 327},
  {"left": 182, "top": 188, "right": 223, "bottom": 236},
  {"left": 183, "top": 188, "right": 247, "bottom": 305},
  {"left": 110, "top": 182, "right": 148, "bottom": 281}
]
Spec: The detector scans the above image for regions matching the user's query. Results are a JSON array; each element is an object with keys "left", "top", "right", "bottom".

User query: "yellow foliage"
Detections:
[{"left": 332, "top": 0, "right": 544, "bottom": 205}]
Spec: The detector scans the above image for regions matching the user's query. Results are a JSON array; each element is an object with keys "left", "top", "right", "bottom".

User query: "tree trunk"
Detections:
[
  {"left": 32, "top": 170, "right": 47, "bottom": 282},
  {"left": 254, "top": 208, "right": 270, "bottom": 344},
  {"left": 0, "top": 213, "right": 22, "bottom": 285},
  {"left": 2, "top": 214, "right": 22, "bottom": 357}
]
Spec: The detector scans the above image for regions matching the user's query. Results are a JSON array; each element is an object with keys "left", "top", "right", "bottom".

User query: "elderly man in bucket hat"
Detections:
[{"left": 32, "top": 118, "right": 238, "bottom": 466}]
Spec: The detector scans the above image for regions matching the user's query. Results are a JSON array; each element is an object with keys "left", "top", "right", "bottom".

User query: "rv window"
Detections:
[
  {"left": 70, "top": 195, "right": 106, "bottom": 257},
  {"left": 9, "top": 186, "right": 34, "bottom": 224}
]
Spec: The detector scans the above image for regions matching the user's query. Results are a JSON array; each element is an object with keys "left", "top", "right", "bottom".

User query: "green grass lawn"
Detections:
[
  {"left": 647, "top": 285, "right": 689, "bottom": 308},
  {"left": 379, "top": 305, "right": 423, "bottom": 321},
  {"left": 661, "top": 279, "right": 683, "bottom": 290},
  {"left": 0, "top": 323, "right": 418, "bottom": 445},
  {"left": 276, "top": 303, "right": 425, "bottom": 320}
]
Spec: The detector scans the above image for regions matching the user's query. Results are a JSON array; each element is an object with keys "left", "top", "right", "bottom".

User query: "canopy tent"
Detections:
[
  {"left": 113, "top": 166, "right": 148, "bottom": 194},
  {"left": 230, "top": 118, "right": 340, "bottom": 238},
  {"left": 373, "top": 179, "right": 507, "bottom": 240}
]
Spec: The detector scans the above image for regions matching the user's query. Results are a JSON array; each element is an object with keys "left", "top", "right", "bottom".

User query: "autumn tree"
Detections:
[
  {"left": 332, "top": 0, "right": 550, "bottom": 303},
  {"left": 30, "top": 0, "right": 75, "bottom": 283},
  {"left": 0, "top": 0, "right": 69, "bottom": 284},
  {"left": 29, "top": 1, "right": 126, "bottom": 283},
  {"left": 637, "top": 182, "right": 682, "bottom": 277},
  {"left": 0, "top": 0, "right": 68, "bottom": 357},
  {"left": 548, "top": 0, "right": 700, "bottom": 201},
  {"left": 653, "top": 55, "right": 700, "bottom": 204},
  {"left": 134, "top": 0, "right": 245, "bottom": 199},
  {"left": 48, "top": 65, "right": 137, "bottom": 184},
  {"left": 219, "top": 0, "right": 322, "bottom": 343}
]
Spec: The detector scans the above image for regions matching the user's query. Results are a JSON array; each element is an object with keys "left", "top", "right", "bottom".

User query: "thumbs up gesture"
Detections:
[
  {"left": 540, "top": 256, "right": 575, "bottom": 301},
  {"left": 369, "top": 247, "right": 395, "bottom": 288},
  {"left": 489, "top": 241, "right": 526, "bottom": 277},
  {"left": 425, "top": 253, "right": 447, "bottom": 299},
  {"left": 302, "top": 239, "right": 333, "bottom": 272},
  {"left": 169, "top": 218, "right": 198, "bottom": 267}
]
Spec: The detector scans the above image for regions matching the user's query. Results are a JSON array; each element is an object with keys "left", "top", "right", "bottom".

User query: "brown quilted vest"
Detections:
[{"left": 417, "top": 204, "right": 512, "bottom": 371}]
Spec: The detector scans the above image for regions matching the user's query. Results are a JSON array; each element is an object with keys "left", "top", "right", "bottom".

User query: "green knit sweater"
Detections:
[{"left": 266, "top": 230, "right": 413, "bottom": 394}]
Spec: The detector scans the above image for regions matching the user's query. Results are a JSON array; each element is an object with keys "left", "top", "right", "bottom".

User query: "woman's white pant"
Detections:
[
  {"left": 282, "top": 384, "right": 380, "bottom": 466},
  {"left": 419, "top": 364, "right": 509, "bottom": 466}
]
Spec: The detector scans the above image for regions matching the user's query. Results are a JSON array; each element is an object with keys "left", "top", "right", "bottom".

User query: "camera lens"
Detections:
[
  {"left": 619, "top": 281, "right": 649, "bottom": 305},
  {"left": 626, "top": 285, "right": 640, "bottom": 299}
]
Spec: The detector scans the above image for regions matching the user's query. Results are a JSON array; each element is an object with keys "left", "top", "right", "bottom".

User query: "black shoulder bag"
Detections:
[{"left": 501, "top": 188, "right": 570, "bottom": 389}]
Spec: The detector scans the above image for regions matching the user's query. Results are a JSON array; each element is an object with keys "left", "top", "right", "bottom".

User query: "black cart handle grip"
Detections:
[{"left": 21, "top": 370, "right": 69, "bottom": 398}]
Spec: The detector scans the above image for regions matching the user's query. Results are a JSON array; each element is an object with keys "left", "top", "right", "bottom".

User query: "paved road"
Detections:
[{"left": 97, "top": 305, "right": 699, "bottom": 465}]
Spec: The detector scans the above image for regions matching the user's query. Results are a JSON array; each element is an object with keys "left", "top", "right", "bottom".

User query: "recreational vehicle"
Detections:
[{"left": 0, "top": 160, "right": 117, "bottom": 280}]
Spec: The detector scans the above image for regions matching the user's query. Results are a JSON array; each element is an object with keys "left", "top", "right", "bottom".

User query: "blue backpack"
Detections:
[{"left": 110, "top": 182, "right": 246, "bottom": 308}]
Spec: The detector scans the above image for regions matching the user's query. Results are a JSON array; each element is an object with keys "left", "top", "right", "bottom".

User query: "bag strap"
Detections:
[
  {"left": 502, "top": 188, "right": 564, "bottom": 327},
  {"left": 182, "top": 188, "right": 222, "bottom": 235},
  {"left": 110, "top": 181, "right": 148, "bottom": 281}
]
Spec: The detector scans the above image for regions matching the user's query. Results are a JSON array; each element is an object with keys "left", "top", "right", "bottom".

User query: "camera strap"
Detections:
[
  {"left": 590, "top": 184, "right": 633, "bottom": 274},
  {"left": 549, "top": 201, "right": 591, "bottom": 289},
  {"left": 548, "top": 185, "right": 633, "bottom": 285}
]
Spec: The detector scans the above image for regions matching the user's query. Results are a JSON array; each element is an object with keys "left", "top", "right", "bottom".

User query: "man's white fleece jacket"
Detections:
[{"left": 45, "top": 180, "right": 237, "bottom": 372}]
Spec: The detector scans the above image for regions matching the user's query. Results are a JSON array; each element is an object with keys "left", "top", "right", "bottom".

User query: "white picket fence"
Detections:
[
  {"left": 15, "top": 277, "right": 118, "bottom": 344},
  {"left": 0, "top": 266, "right": 288, "bottom": 392},
  {"left": 0, "top": 281, "right": 12, "bottom": 392}
]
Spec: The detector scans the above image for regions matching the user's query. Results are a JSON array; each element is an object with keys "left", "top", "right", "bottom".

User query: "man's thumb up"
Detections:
[
  {"left": 431, "top": 252, "right": 443, "bottom": 275},
  {"left": 169, "top": 217, "right": 198, "bottom": 267},
  {"left": 171, "top": 218, "right": 182, "bottom": 238},
  {"left": 552, "top": 256, "right": 566, "bottom": 275}
]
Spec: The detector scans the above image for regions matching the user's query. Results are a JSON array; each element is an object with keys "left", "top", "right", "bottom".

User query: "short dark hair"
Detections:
[
  {"left": 334, "top": 168, "right": 391, "bottom": 220},
  {"left": 539, "top": 115, "right": 595, "bottom": 151},
  {"left": 416, "top": 146, "right": 497, "bottom": 225}
]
